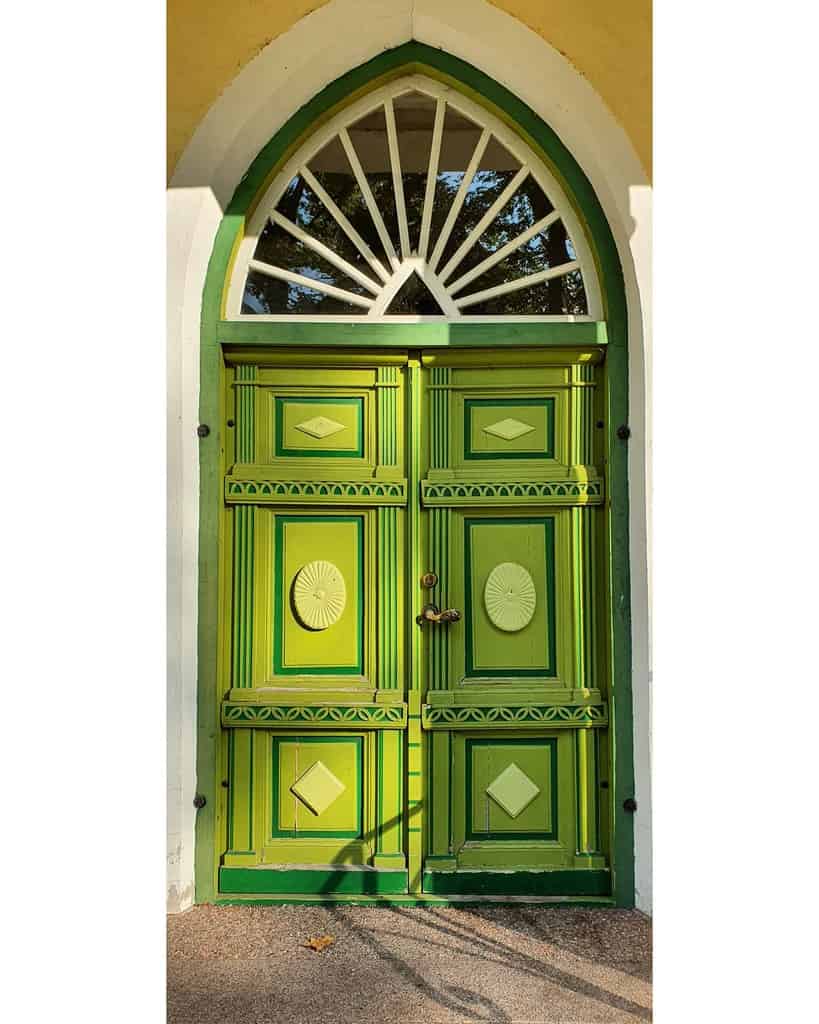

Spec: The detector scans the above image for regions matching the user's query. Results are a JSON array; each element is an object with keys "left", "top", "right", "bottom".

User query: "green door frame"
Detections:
[{"left": 195, "top": 41, "right": 634, "bottom": 906}]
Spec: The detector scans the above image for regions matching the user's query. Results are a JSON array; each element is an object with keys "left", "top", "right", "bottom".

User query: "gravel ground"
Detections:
[{"left": 168, "top": 905, "right": 651, "bottom": 1023}]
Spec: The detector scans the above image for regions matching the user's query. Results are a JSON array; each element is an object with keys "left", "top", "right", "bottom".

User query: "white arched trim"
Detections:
[{"left": 167, "top": 0, "right": 652, "bottom": 914}]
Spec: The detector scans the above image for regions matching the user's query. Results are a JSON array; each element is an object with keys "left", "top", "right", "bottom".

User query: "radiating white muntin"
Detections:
[{"left": 225, "top": 75, "right": 603, "bottom": 322}]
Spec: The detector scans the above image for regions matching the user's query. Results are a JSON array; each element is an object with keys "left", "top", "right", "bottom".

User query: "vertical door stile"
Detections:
[
  {"left": 224, "top": 364, "right": 259, "bottom": 867},
  {"left": 406, "top": 356, "right": 424, "bottom": 893},
  {"left": 429, "top": 365, "right": 452, "bottom": 693}
]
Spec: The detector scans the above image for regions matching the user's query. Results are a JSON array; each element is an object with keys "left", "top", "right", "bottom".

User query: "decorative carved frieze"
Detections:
[
  {"left": 421, "top": 703, "right": 608, "bottom": 729},
  {"left": 225, "top": 478, "right": 407, "bottom": 505},
  {"left": 222, "top": 702, "right": 408, "bottom": 728},
  {"left": 421, "top": 479, "right": 603, "bottom": 506}
]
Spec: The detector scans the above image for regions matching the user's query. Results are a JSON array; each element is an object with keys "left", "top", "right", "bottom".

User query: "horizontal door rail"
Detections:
[
  {"left": 222, "top": 702, "right": 408, "bottom": 729},
  {"left": 420, "top": 478, "right": 603, "bottom": 507},
  {"left": 421, "top": 703, "right": 608, "bottom": 729},
  {"left": 226, "top": 478, "right": 408, "bottom": 505}
]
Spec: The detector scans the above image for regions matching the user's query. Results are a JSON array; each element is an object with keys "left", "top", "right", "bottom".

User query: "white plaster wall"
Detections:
[{"left": 167, "top": 0, "right": 652, "bottom": 912}]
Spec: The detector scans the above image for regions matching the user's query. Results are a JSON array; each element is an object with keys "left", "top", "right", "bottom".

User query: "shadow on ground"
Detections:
[{"left": 168, "top": 905, "right": 651, "bottom": 1023}]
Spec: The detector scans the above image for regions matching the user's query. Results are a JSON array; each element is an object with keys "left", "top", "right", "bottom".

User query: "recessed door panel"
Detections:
[
  {"left": 274, "top": 514, "right": 365, "bottom": 677},
  {"left": 275, "top": 396, "right": 365, "bottom": 458},
  {"left": 464, "top": 516, "right": 556, "bottom": 679},
  {"left": 464, "top": 398, "right": 555, "bottom": 460}
]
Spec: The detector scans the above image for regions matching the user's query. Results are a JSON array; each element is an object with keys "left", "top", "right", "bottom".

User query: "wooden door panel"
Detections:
[
  {"left": 419, "top": 349, "right": 610, "bottom": 893},
  {"left": 217, "top": 347, "right": 612, "bottom": 897},
  {"left": 461, "top": 514, "right": 558, "bottom": 683},
  {"left": 219, "top": 353, "right": 408, "bottom": 884}
]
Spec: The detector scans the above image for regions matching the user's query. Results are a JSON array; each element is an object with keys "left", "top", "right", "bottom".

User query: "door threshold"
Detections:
[{"left": 212, "top": 893, "right": 617, "bottom": 907}]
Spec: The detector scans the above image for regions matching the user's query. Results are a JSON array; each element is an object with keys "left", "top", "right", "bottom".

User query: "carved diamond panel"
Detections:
[
  {"left": 294, "top": 415, "right": 347, "bottom": 440},
  {"left": 485, "top": 762, "right": 541, "bottom": 819},
  {"left": 290, "top": 760, "right": 346, "bottom": 816},
  {"left": 482, "top": 418, "right": 535, "bottom": 441}
]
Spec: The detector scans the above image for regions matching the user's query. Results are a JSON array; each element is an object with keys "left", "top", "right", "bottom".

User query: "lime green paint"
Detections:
[
  {"left": 464, "top": 399, "right": 555, "bottom": 460},
  {"left": 273, "top": 736, "right": 363, "bottom": 838},
  {"left": 235, "top": 364, "right": 257, "bottom": 462},
  {"left": 421, "top": 704, "right": 607, "bottom": 729},
  {"left": 231, "top": 506, "right": 255, "bottom": 687},
  {"left": 376, "top": 506, "right": 402, "bottom": 689},
  {"left": 421, "top": 479, "right": 603, "bottom": 506},
  {"left": 275, "top": 396, "right": 364, "bottom": 458},
  {"left": 197, "top": 42, "right": 634, "bottom": 907},
  {"left": 222, "top": 703, "right": 407, "bottom": 727},
  {"left": 466, "top": 738, "right": 558, "bottom": 841},
  {"left": 273, "top": 515, "right": 364, "bottom": 676},
  {"left": 452, "top": 731, "right": 576, "bottom": 869},
  {"left": 464, "top": 517, "right": 556, "bottom": 678},
  {"left": 226, "top": 477, "right": 407, "bottom": 505},
  {"left": 405, "top": 359, "right": 425, "bottom": 896},
  {"left": 225, "top": 729, "right": 255, "bottom": 857}
]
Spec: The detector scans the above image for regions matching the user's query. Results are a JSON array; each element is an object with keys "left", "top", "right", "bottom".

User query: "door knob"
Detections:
[{"left": 416, "top": 603, "right": 461, "bottom": 626}]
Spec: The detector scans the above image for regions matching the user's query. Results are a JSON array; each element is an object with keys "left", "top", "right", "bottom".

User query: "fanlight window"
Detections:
[{"left": 228, "top": 77, "right": 601, "bottom": 320}]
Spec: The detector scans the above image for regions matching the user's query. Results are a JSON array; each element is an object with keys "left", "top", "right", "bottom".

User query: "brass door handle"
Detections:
[{"left": 416, "top": 603, "right": 461, "bottom": 626}]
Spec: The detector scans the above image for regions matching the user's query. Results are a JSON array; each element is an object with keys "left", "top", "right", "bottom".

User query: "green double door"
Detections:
[{"left": 218, "top": 346, "right": 611, "bottom": 899}]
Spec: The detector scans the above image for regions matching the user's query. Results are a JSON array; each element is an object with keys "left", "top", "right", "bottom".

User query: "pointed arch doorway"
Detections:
[{"left": 196, "top": 45, "right": 634, "bottom": 906}]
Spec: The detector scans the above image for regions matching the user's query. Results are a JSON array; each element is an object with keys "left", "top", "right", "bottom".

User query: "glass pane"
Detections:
[
  {"left": 448, "top": 175, "right": 554, "bottom": 285},
  {"left": 435, "top": 135, "right": 521, "bottom": 271},
  {"left": 347, "top": 105, "right": 401, "bottom": 253},
  {"left": 426, "top": 105, "right": 483, "bottom": 257},
  {"left": 241, "top": 217, "right": 371, "bottom": 314},
  {"left": 461, "top": 268, "right": 588, "bottom": 315},
  {"left": 275, "top": 173, "right": 380, "bottom": 283},
  {"left": 393, "top": 91, "right": 436, "bottom": 254},
  {"left": 385, "top": 273, "right": 444, "bottom": 314},
  {"left": 253, "top": 218, "right": 370, "bottom": 296},
  {"left": 242, "top": 270, "right": 365, "bottom": 315},
  {"left": 468, "top": 218, "right": 578, "bottom": 293},
  {"left": 307, "top": 136, "right": 391, "bottom": 270}
]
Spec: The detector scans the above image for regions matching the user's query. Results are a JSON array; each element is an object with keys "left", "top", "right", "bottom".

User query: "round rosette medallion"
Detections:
[
  {"left": 293, "top": 560, "right": 347, "bottom": 630},
  {"left": 484, "top": 562, "right": 537, "bottom": 632}
]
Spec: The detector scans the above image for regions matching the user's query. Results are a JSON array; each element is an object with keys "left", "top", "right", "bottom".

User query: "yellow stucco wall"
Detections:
[{"left": 167, "top": 0, "right": 651, "bottom": 181}]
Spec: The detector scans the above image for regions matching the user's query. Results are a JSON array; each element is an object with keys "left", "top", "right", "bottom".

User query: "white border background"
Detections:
[{"left": 1, "top": 1, "right": 817, "bottom": 1021}]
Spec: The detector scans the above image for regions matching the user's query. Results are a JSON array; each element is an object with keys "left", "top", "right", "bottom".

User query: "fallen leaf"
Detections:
[{"left": 304, "top": 935, "right": 335, "bottom": 952}]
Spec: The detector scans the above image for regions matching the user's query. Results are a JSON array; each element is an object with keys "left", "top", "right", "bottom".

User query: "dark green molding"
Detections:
[
  {"left": 423, "top": 869, "right": 611, "bottom": 897},
  {"left": 463, "top": 516, "right": 557, "bottom": 678},
  {"left": 216, "top": 321, "right": 608, "bottom": 348},
  {"left": 197, "top": 41, "right": 634, "bottom": 906},
  {"left": 463, "top": 398, "right": 555, "bottom": 461},
  {"left": 465, "top": 737, "right": 558, "bottom": 842},
  {"left": 274, "top": 396, "right": 364, "bottom": 458},
  {"left": 272, "top": 513, "right": 364, "bottom": 676},
  {"left": 220, "top": 867, "right": 409, "bottom": 895}
]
